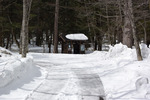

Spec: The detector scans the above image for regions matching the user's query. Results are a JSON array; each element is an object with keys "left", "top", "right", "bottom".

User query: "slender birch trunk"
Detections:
[{"left": 20, "top": 0, "right": 32, "bottom": 57}]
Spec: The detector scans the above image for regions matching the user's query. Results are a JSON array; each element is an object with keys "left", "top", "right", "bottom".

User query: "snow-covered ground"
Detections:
[{"left": 0, "top": 43, "right": 150, "bottom": 100}]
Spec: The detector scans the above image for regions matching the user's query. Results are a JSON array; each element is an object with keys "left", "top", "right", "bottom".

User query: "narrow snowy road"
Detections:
[
  {"left": 27, "top": 53, "right": 105, "bottom": 100},
  {"left": 0, "top": 53, "right": 105, "bottom": 100}
]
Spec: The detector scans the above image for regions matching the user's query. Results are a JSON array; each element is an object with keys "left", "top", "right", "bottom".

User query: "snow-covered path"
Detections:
[
  {"left": 1, "top": 43, "right": 150, "bottom": 100},
  {"left": 27, "top": 53, "right": 105, "bottom": 100},
  {"left": 0, "top": 52, "right": 106, "bottom": 100}
]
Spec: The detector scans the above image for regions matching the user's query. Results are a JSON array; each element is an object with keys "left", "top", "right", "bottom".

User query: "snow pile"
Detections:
[
  {"left": 140, "top": 43, "right": 150, "bottom": 58},
  {"left": 98, "top": 43, "right": 150, "bottom": 100},
  {"left": 101, "top": 61, "right": 150, "bottom": 100},
  {"left": 135, "top": 77, "right": 149, "bottom": 91},
  {"left": 0, "top": 47, "right": 12, "bottom": 56},
  {"left": 0, "top": 47, "right": 34, "bottom": 88},
  {"left": 107, "top": 43, "right": 136, "bottom": 60},
  {"left": 107, "top": 43, "right": 150, "bottom": 60}
]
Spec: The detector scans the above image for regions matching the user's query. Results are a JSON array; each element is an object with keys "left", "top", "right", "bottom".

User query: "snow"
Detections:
[
  {"left": 140, "top": 43, "right": 150, "bottom": 58},
  {"left": 0, "top": 48, "right": 46, "bottom": 100},
  {"left": 0, "top": 57, "right": 32, "bottom": 88},
  {"left": 135, "top": 77, "right": 149, "bottom": 91},
  {"left": 1, "top": 43, "right": 150, "bottom": 100},
  {"left": 66, "top": 33, "right": 88, "bottom": 40}
]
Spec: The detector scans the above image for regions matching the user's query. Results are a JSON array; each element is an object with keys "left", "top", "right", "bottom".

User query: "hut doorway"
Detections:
[{"left": 73, "top": 43, "right": 80, "bottom": 54}]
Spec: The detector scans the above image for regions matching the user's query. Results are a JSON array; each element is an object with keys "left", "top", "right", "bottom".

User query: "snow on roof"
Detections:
[{"left": 66, "top": 33, "right": 88, "bottom": 41}]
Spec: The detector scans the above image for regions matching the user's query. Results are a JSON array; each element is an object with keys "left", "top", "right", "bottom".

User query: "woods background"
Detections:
[{"left": 0, "top": 0, "right": 149, "bottom": 55}]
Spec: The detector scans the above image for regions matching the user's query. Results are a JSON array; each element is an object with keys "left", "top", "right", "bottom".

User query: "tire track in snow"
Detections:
[
  {"left": 27, "top": 57, "right": 105, "bottom": 100},
  {"left": 25, "top": 65, "right": 49, "bottom": 100},
  {"left": 51, "top": 69, "right": 105, "bottom": 100}
]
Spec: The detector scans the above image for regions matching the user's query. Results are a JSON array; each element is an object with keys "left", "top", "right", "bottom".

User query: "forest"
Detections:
[{"left": 0, "top": 0, "right": 150, "bottom": 59}]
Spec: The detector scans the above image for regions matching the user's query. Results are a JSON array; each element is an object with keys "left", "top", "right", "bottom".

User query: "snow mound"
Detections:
[
  {"left": 108, "top": 43, "right": 129, "bottom": 57},
  {"left": 0, "top": 47, "right": 12, "bottom": 56},
  {"left": 134, "top": 77, "right": 150, "bottom": 99},
  {"left": 0, "top": 57, "right": 34, "bottom": 88},
  {"left": 140, "top": 43, "right": 150, "bottom": 58},
  {"left": 107, "top": 43, "right": 150, "bottom": 60},
  {"left": 0, "top": 47, "right": 35, "bottom": 88},
  {"left": 107, "top": 43, "right": 136, "bottom": 60},
  {"left": 136, "top": 77, "right": 149, "bottom": 91}
]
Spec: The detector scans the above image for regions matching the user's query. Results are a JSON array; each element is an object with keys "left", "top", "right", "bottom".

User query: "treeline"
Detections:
[{"left": 0, "top": 0, "right": 150, "bottom": 57}]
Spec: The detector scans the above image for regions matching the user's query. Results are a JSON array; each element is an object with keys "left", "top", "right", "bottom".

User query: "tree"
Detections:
[
  {"left": 0, "top": 1, "right": 4, "bottom": 47},
  {"left": 123, "top": 0, "right": 133, "bottom": 48},
  {"left": 20, "top": 0, "right": 32, "bottom": 57},
  {"left": 123, "top": 0, "right": 142, "bottom": 61},
  {"left": 53, "top": 0, "right": 59, "bottom": 53}
]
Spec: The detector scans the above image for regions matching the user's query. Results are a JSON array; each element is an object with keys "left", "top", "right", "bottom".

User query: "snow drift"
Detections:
[
  {"left": 0, "top": 47, "right": 34, "bottom": 88},
  {"left": 107, "top": 43, "right": 150, "bottom": 60},
  {"left": 99, "top": 43, "right": 150, "bottom": 100}
]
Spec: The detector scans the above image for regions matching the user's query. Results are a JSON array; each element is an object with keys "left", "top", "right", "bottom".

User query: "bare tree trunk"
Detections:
[
  {"left": 0, "top": 32, "right": 3, "bottom": 47},
  {"left": 0, "top": 3, "right": 4, "bottom": 47},
  {"left": 53, "top": 0, "right": 59, "bottom": 53},
  {"left": 149, "top": 0, "right": 150, "bottom": 9},
  {"left": 144, "top": 17, "right": 147, "bottom": 44},
  {"left": 9, "top": 34, "right": 13, "bottom": 50},
  {"left": 138, "top": 21, "right": 147, "bottom": 44},
  {"left": 12, "top": 28, "right": 20, "bottom": 48},
  {"left": 48, "top": 33, "right": 52, "bottom": 53},
  {"left": 129, "top": 0, "right": 142, "bottom": 61},
  {"left": 20, "top": 0, "right": 32, "bottom": 57},
  {"left": 123, "top": 0, "right": 133, "bottom": 48},
  {"left": 83, "top": 0, "right": 94, "bottom": 48},
  {"left": 98, "top": 35, "right": 102, "bottom": 51},
  {"left": 118, "top": 28, "right": 123, "bottom": 43},
  {"left": 94, "top": 35, "right": 97, "bottom": 50},
  {"left": 117, "top": 0, "right": 123, "bottom": 43},
  {"left": 124, "top": 0, "right": 142, "bottom": 61},
  {"left": 113, "top": 32, "right": 116, "bottom": 45},
  {"left": 6, "top": 35, "right": 10, "bottom": 49}
]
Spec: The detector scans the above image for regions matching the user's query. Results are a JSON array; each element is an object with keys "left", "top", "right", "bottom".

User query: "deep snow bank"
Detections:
[
  {"left": 0, "top": 47, "right": 12, "bottom": 56},
  {"left": 107, "top": 43, "right": 150, "bottom": 60},
  {"left": 98, "top": 43, "right": 150, "bottom": 100},
  {"left": 0, "top": 47, "right": 34, "bottom": 88},
  {"left": 107, "top": 43, "right": 136, "bottom": 60}
]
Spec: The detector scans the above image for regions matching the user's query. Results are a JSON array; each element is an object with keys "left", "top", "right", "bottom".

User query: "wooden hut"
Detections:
[{"left": 59, "top": 33, "right": 88, "bottom": 54}]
